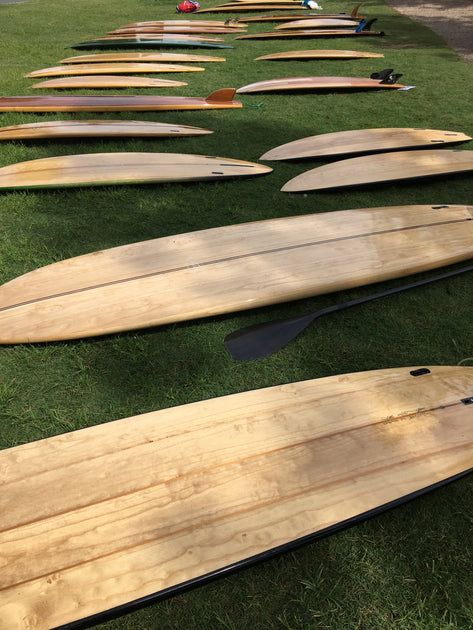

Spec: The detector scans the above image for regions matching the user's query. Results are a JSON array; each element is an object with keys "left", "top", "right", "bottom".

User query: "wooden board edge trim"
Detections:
[{"left": 52, "top": 463, "right": 473, "bottom": 630}]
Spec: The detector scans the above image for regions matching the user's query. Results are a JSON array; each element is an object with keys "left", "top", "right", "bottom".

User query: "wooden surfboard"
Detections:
[
  {"left": 0, "top": 88, "right": 242, "bottom": 112},
  {"left": 26, "top": 63, "right": 205, "bottom": 77},
  {"left": 30, "top": 76, "right": 188, "bottom": 90},
  {"left": 236, "top": 28, "right": 384, "bottom": 38},
  {"left": 282, "top": 149, "right": 473, "bottom": 191},
  {"left": 261, "top": 128, "right": 472, "bottom": 160},
  {"left": 256, "top": 49, "right": 385, "bottom": 61},
  {"left": 0, "top": 204, "right": 471, "bottom": 343},
  {"left": 237, "top": 76, "right": 404, "bottom": 94},
  {"left": 108, "top": 26, "right": 246, "bottom": 35},
  {"left": 60, "top": 52, "right": 226, "bottom": 63},
  {"left": 196, "top": 5, "right": 308, "bottom": 13},
  {"left": 242, "top": 12, "right": 364, "bottom": 22},
  {"left": 1, "top": 366, "right": 473, "bottom": 629},
  {"left": 92, "top": 34, "right": 224, "bottom": 42},
  {"left": 0, "top": 152, "right": 271, "bottom": 193},
  {"left": 70, "top": 38, "right": 232, "bottom": 50},
  {"left": 121, "top": 20, "right": 245, "bottom": 27},
  {"left": 275, "top": 18, "right": 359, "bottom": 28},
  {"left": 0, "top": 120, "right": 213, "bottom": 141}
]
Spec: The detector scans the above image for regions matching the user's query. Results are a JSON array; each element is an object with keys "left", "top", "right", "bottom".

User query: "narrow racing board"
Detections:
[
  {"left": 60, "top": 52, "right": 226, "bottom": 63},
  {"left": 282, "top": 149, "right": 473, "bottom": 191},
  {"left": 30, "top": 76, "right": 188, "bottom": 90},
  {"left": 0, "top": 88, "right": 242, "bottom": 112},
  {"left": 256, "top": 49, "right": 385, "bottom": 61},
  {"left": 0, "top": 204, "right": 472, "bottom": 343},
  {"left": 237, "top": 76, "right": 404, "bottom": 93},
  {"left": 26, "top": 63, "right": 205, "bottom": 77},
  {"left": 0, "top": 120, "right": 213, "bottom": 141},
  {"left": 0, "top": 152, "right": 271, "bottom": 192},
  {"left": 261, "top": 128, "right": 472, "bottom": 160},
  {"left": 1, "top": 366, "right": 473, "bottom": 629},
  {"left": 236, "top": 28, "right": 384, "bottom": 38}
]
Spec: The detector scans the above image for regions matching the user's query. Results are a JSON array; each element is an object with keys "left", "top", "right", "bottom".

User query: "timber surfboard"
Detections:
[
  {"left": 274, "top": 18, "right": 359, "bottom": 28},
  {"left": 1, "top": 366, "right": 473, "bottom": 629},
  {"left": 89, "top": 34, "right": 225, "bottom": 42},
  {"left": 30, "top": 76, "right": 188, "bottom": 90},
  {"left": 0, "top": 88, "right": 242, "bottom": 112},
  {"left": 60, "top": 52, "right": 226, "bottom": 63},
  {"left": 236, "top": 28, "right": 384, "bottom": 38},
  {"left": 261, "top": 128, "right": 472, "bottom": 160},
  {"left": 108, "top": 26, "right": 246, "bottom": 34},
  {"left": 0, "top": 152, "right": 271, "bottom": 192},
  {"left": 242, "top": 12, "right": 365, "bottom": 22},
  {"left": 256, "top": 49, "right": 385, "bottom": 61},
  {"left": 236, "top": 76, "right": 404, "bottom": 94},
  {"left": 26, "top": 63, "right": 205, "bottom": 77},
  {"left": 196, "top": 5, "right": 310, "bottom": 13},
  {"left": 0, "top": 120, "right": 213, "bottom": 141},
  {"left": 121, "top": 20, "right": 245, "bottom": 27},
  {"left": 0, "top": 204, "right": 472, "bottom": 343},
  {"left": 282, "top": 149, "right": 473, "bottom": 191},
  {"left": 69, "top": 39, "right": 233, "bottom": 50}
]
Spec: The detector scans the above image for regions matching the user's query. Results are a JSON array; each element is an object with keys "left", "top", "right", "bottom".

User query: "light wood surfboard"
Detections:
[
  {"left": 26, "top": 63, "right": 205, "bottom": 77},
  {"left": 93, "top": 34, "right": 225, "bottom": 42},
  {"left": 242, "top": 12, "right": 364, "bottom": 22},
  {"left": 0, "top": 120, "right": 213, "bottom": 141},
  {"left": 0, "top": 152, "right": 271, "bottom": 193},
  {"left": 121, "top": 20, "right": 245, "bottom": 27},
  {"left": 196, "top": 5, "right": 308, "bottom": 13},
  {"left": 256, "top": 49, "right": 385, "bottom": 61},
  {"left": 237, "top": 76, "right": 404, "bottom": 94},
  {"left": 275, "top": 18, "right": 359, "bottom": 28},
  {"left": 282, "top": 149, "right": 473, "bottom": 191},
  {"left": 60, "top": 52, "right": 226, "bottom": 63},
  {"left": 261, "top": 128, "right": 472, "bottom": 160},
  {"left": 0, "top": 204, "right": 471, "bottom": 343},
  {"left": 1, "top": 366, "right": 473, "bottom": 629},
  {"left": 70, "top": 38, "right": 233, "bottom": 50},
  {"left": 0, "top": 88, "right": 242, "bottom": 112},
  {"left": 108, "top": 26, "right": 246, "bottom": 35},
  {"left": 237, "top": 28, "right": 384, "bottom": 38},
  {"left": 30, "top": 76, "right": 188, "bottom": 90}
]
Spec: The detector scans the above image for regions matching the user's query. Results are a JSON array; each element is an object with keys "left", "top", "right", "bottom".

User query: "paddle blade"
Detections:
[{"left": 224, "top": 312, "right": 316, "bottom": 361}]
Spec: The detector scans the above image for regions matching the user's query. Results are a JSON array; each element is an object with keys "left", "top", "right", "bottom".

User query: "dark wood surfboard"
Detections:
[{"left": 1, "top": 366, "right": 473, "bottom": 628}]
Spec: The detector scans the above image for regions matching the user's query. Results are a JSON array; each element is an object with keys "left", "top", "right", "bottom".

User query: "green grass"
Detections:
[{"left": 1, "top": 0, "right": 473, "bottom": 627}]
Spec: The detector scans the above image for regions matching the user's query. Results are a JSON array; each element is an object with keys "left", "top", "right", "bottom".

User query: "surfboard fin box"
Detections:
[{"left": 206, "top": 87, "right": 237, "bottom": 102}]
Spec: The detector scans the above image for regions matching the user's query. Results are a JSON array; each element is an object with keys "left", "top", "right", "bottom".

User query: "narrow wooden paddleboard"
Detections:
[
  {"left": 121, "top": 20, "right": 245, "bottom": 27},
  {"left": 256, "top": 49, "right": 385, "bottom": 61},
  {"left": 60, "top": 52, "right": 226, "bottom": 63},
  {"left": 0, "top": 152, "right": 271, "bottom": 193},
  {"left": 108, "top": 26, "right": 246, "bottom": 35},
  {"left": 70, "top": 38, "right": 232, "bottom": 50},
  {"left": 243, "top": 12, "right": 364, "bottom": 22},
  {"left": 237, "top": 28, "right": 384, "bottom": 38},
  {"left": 31, "top": 76, "right": 188, "bottom": 90},
  {"left": 0, "top": 120, "right": 213, "bottom": 141},
  {"left": 237, "top": 76, "right": 404, "bottom": 94},
  {"left": 275, "top": 18, "right": 359, "bottom": 28},
  {"left": 1, "top": 366, "right": 473, "bottom": 629},
  {"left": 261, "top": 128, "right": 472, "bottom": 160},
  {"left": 26, "top": 63, "right": 205, "bottom": 77},
  {"left": 282, "top": 149, "right": 473, "bottom": 191},
  {"left": 196, "top": 5, "right": 307, "bottom": 13},
  {"left": 0, "top": 88, "right": 241, "bottom": 112},
  {"left": 93, "top": 34, "right": 224, "bottom": 42},
  {"left": 0, "top": 204, "right": 472, "bottom": 343}
]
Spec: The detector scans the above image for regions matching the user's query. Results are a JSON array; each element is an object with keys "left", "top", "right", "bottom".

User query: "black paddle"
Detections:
[{"left": 224, "top": 263, "right": 473, "bottom": 361}]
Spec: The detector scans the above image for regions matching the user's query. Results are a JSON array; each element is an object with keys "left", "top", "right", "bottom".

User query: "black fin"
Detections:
[
  {"left": 362, "top": 18, "right": 377, "bottom": 31},
  {"left": 370, "top": 68, "right": 393, "bottom": 80},
  {"left": 380, "top": 73, "right": 403, "bottom": 84}
]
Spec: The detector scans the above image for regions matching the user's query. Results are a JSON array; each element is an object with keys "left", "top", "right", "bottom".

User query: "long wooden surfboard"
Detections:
[
  {"left": 70, "top": 38, "right": 233, "bottom": 50},
  {"left": 256, "top": 49, "right": 385, "bottom": 61},
  {"left": 0, "top": 88, "right": 242, "bottom": 112},
  {"left": 274, "top": 18, "right": 359, "bottom": 28},
  {"left": 261, "top": 128, "right": 472, "bottom": 160},
  {"left": 0, "top": 204, "right": 472, "bottom": 343},
  {"left": 26, "top": 63, "right": 205, "bottom": 77},
  {"left": 121, "top": 20, "right": 245, "bottom": 27},
  {"left": 196, "top": 5, "right": 309, "bottom": 13},
  {"left": 282, "top": 149, "right": 473, "bottom": 191},
  {"left": 242, "top": 12, "right": 364, "bottom": 22},
  {"left": 236, "top": 28, "right": 384, "bottom": 38},
  {"left": 108, "top": 26, "right": 246, "bottom": 35},
  {"left": 1, "top": 366, "right": 473, "bottom": 629},
  {"left": 236, "top": 76, "right": 404, "bottom": 94},
  {"left": 91, "top": 34, "right": 225, "bottom": 42},
  {"left": 60, "top": 52, "right": 226, "bottom": 63},
  {"left": 0, "top": 120, "right": 213, "bottom": 141},
  {"left": 30, "top": 76, "right": 188, "bottom": 90},
  {"left": 0, "top": 152, "right": 271, "bottom": 192}
]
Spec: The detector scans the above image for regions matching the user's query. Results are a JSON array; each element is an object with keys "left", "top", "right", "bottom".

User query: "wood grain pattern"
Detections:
[
  {"left": 121, "top": 20, "right": 246, "bottom": 27},
  {"left": 275, "top": 18, "right": 359, "bottom": 28},
  {"left": 0, "top": 205, "right": 472, "bottom": 343},
  {"left": 0, "top": 89, "right": 242, "bottom": 112},
  {"left": 261, "top": 128, "right": 472, "bottom": 160},
  {"left": 26, "top": 63, "right": 205, "bottom": 77},
  {"left": 243, "top": 13, "right": 364, "bottom": 22},
  {"left": 237, "top": 76, "right": 404, "bottom": 93},
  {"left": 108, "top": 26, "right": 246, "bottom": 34},
  {"left": 70, "top": 38, "right": 232, "bottom": 50},
  {"left": 1, "top": 366, "right": 472, "bottom": 629},
  {"left": 30, "top": 75, "right": 188, "bottom": 90},
  {"left": 196, "top": 5, "right": 307, "bottom": 13},
  {"left": 60, "top": 52, "right": 226, "bottom": 63},
  {"left": 256, "top": 49, "right": 385, "bottom": 61},
  {"left": 93, "top": 34, "right": 225, "bottom": 42},
  {"left": 282, "top": 149, "right": 473, "bottom": 191},
  {"left": 0, "top": 120, "right": 212, "bottom": 141},
  {"left": 236, "top": 29, "right": 384, "bottom": 38}
]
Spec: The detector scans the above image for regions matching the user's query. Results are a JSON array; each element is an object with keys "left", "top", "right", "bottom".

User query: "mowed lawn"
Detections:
[{"left": 1, "top": 0, "right": 473, "bottom": 628}]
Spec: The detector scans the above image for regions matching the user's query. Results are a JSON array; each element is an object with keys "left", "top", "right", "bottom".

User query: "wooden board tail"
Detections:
[{"left": 206, "top": 87, "right": 237, "bottom": 102}]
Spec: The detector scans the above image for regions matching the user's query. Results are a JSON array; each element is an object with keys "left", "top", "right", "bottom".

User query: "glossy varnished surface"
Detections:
[
  {"left": 60, "top": 52, "right": 226, "bottom": 63},
  {"left": 261, "top": 128, "right": 472, "bottom": 160},
  {"left": 243, "top": 13, "right": 364, "bottom": 22},
  {"left": 237, "top": 76, "right": 404, "bottom": 93},
  {"left": 236, "top": 29, "right": 383, "bottom": 39},
  {"left": 0, "top": 205, "right": 472, "bottom": 343},
  {"left": 31, "top": 75, "right": 188, "bottom": 89},
  {"left": 1, "top": 367, "right": 472, "bottom": 628},
  {"left": 26, "top": 63, "right": 205, "bottom": 77},
  {"left": 70, "top": 38, "right": 232, "bottom": 50},
  {"left": 275, "top": 18, "right": 359, "bottom": 28},
  {"left": 108, "top": 26, "right": 246, "bottom": 35},
  {"left": 256, "top": 49, "right": 385, "bottom": 61},
  {"left": 282, "top": 149, "right": 473, "bottom": 191}
]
